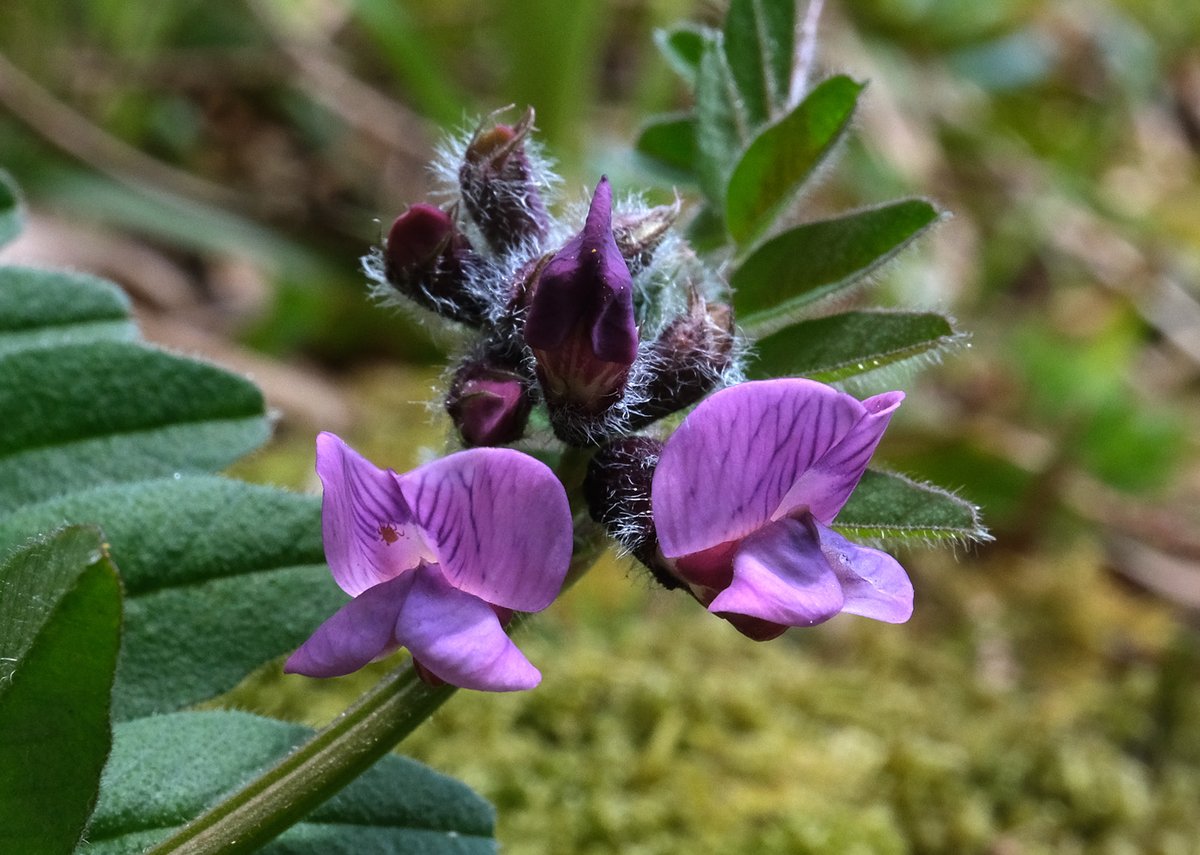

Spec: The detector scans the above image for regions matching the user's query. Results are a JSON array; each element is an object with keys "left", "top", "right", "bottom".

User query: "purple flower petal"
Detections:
[
  {"left": 775, "top": 390, "right": 903, "bottom": 524},
  {"left": 815, "top": 524, "right": 913, "bottom": 623},
  {"left": 652, "top": 380, "right": 864, "bottom": 559},
  {"left": 283, "top": 572, "right": 415, "bottom": 678},
  {"left": 708, "top": 517, "right": 844, "bottom": 627},
  {"left": 396, "top": 564, "right": 541, "bottom": 691},
  {"left": 398, "top": 448, "right": 572, "bottom": 612},
  {"left": 524, "top": 177, "right": 638, "bottom": 365},
  {"left": 316, "top": 433, "right": 434, "bottom": 596}
]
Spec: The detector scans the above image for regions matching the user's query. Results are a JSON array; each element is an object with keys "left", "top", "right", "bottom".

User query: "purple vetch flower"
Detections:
[
  {"left": 285, "top": 433, "right": 572, "bottom": 691},
  {"left": 651, "top": 379, "right": 912, "bottom": 640},
  {"left": 524, "top": 177, "right": 638, "bottom": 415}
]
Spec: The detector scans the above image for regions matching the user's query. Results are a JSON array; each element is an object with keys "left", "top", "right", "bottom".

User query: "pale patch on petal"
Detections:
[
  {"left": 283, "top": 573, "right": 415, "bottom": 678},
  {"left": 396, "top": 564, "right": 541, "bottom": 692},
  {"left": 708, "top": 517, "right": 844, "bottom": 627},
  {"left": 816, "top": 524, "right": 913, "bottom": 623},
  {"left": 399, "top": 447, "right": 572, "bottom": 612},
  {"left": 316, "top": 432, "right": 433, "bottom": 596},
  {"left": 653, "top": 380, "right": 861, "bottom": 558}
]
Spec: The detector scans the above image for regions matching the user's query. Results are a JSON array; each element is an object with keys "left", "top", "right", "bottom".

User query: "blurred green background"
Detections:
[{"left": 3, "top": 0, "right": 1199, "bottom": 852}]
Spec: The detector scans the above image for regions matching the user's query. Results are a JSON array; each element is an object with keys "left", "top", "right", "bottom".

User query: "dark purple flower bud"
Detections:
[
  {"left": 460, "top": 107, "right": 550, "bottom": 254},
  {"left": 628, "top": 295, "right": 736, "bottom": 429},
  {"left": 524, "top": 177, "right": 639, "bottom": 421},
  {"left": 583, "top": 436, "right": 680, "bottom": 591},
  {"left": 612, "top": 198, "right": 680, "bottom": 276},
  {"left": 446, "top": 361, "right": 533, "bottom": 447},
  {"left": 384, "top": 204, "right": 488, "bottom": 325}
]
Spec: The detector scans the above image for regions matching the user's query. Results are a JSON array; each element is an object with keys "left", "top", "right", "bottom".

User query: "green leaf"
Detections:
[
  {"left": 835, "top": 470, "right": 989, "bottom": 544},
  {"left": 733, "top": 199, "right": 941, "bottom": 332},
  {"left": 653, "top": 25, "right": 707, "bottom": 87},
  {"left": 81, "top": 711, "right": 496, "bottom": 854},
  {"left": 0, "top": 477, "right": 343, "bottom": 721},
  {"left": 635, "top": 113, "right": 698, "bottom": 181},
  {"left": 694, "top": 31, "right": 748, "bottom": 210},
  {"left": 750, "top": 310, "right": 963, "bottom": 381},
  {"left": 0, "top": 526, "right": 122, "bottom": 855},
  {"left": 0, "top": 341, "right": 269, "bottom": 513},
  {"left": 723, "top": 0, "right": 796, "bottom": 125},
  {"left": 0, "top": 266, "right": 137, "bottom": 356},
  {"left": 0, "top": 169, "right": 22, "bottom": 248},
  {"left": 724, "top": 75, "right": 864, "bottom": 248}
]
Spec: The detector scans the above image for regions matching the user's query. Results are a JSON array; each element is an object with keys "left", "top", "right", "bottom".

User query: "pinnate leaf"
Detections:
[
  {"left": 725, "top": 75, "right": 863, "bottom": 248},
  {"left": 0, "top": 266, "right": 136, "bottom": 356},
  {"left": 635, "top": 113, "right": 698, "bottom": 181},
  {"left": 0, "top": 340, "right": 269, "bottom": 513},
  {"left": 750, "top": 310, "right": 962, "bottom": 381},
  {"left": 0, "top": 169, "right": 21, "bottom": 248},
  {"left": 694, "top": 31, "right": 748, "bottom": 209},
  {"left": 0, "top": 526, "right": 122, "bottom": 855},
  {"left": 723, "top": 0, "right": 795, "bottom": 125},
  {"left": 733, "top": 199, "right": 941, "bottom": 332},
  {"left": 0, "top": 477, "right": 343, "bottom": 721},
  {"left": 836, "top": 470, "right": 989, "bottom": 544},
  {"left": 653, "top": 25, "right": 707, "bottom": 86},
  {"left": 81, "top": 711, "right": 496, "bottom": 854}
]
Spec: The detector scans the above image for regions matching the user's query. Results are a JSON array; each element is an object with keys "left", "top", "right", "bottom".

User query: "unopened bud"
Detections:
[
  {"left": 613, "top": 198, "right": 680, "bottom": 276},
  {"left": 460, "top": 107, "right": 550, "bottom": 254},
  {"left": 628, "top": 296, "right": 735, "bottom": 429},
  {"left": 525, "top": 177, "right": 639, "bottom": 434},
  {"left": 384, "top": 205, "right": 488, "bottom": 325},
  {"left": 446, "top": 360, "right": 533, "bottom": 447}
]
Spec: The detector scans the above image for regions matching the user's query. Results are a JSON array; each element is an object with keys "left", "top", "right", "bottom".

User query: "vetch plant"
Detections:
[{"left": 0, "top": 2, "right": 989, "bottom": 853}]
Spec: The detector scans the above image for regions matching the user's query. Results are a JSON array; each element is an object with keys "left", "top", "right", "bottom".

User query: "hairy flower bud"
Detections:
[
  {"left": 612, "top": 198, "right": 680, "bottom": 276},
  {"left": 384, "top": 204, "right": 487, "bottom": 325},
  {"left": 459, "top": 107, "right": 550, "bottom": 254},
  {"left": 525, "top": 177, "right": 639, "bottom": 436},
  {"left": 446, "top": 357, "right": 533, "bottom": 447},
  {"left": 584, "top": 436, "right": 680, "bottom": 590},
  {"left": 628, "top": 295, "right": 735, "bottom": 429}
]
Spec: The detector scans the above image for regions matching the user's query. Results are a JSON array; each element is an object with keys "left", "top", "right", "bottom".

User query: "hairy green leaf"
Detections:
[
  {"left": 81, "top": 711, "right": 496, "bottom": 854},
  {"left": 724, "top": 0, "right": 795, "bottom": 125},
  {"left": 0, "top": 526, "right": 122, "bottom": 855},
  {"left": 750, "top": 310, "right": 962, "bottom": 381},
  {"left": 725, "top": 75, "right": 863, "bottom": 248},
  {"left": 733, "top": 199, "right": 941, "bottom": 333},
  {"left": 694, "top": 31, "right": 748, "bottom": 211},
  {"left": 0, "top": 169, "right": 22, "bottom": 248},
  {"left": 635, "top": 113, "right": 699, "bottom": 181},
  {"left": 653, "top": 25, "right": 707, "bottom": 87},
  {"left": 0, "top": 266, "right": 137, "bottom": 356},
  {"left": 835, "top": 470, "right": 989, "bottom": 544},
  {"left": 0, "top": 341, "right": 269, "bottom": 512},
  {"left": 0, "top": 477, "right": 342, "bottom": 721}
]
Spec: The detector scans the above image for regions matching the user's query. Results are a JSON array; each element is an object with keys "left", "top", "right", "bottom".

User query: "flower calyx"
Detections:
[
  {"left": 459, "top": 106, "right": 551, "bottom": 255},
  {"left": 384, "top": 204, "right": 488, "bottom": 325}
]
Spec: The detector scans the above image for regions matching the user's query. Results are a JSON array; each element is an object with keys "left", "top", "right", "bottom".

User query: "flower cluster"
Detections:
[
  {"left": 366, "top": 107, "right": 737, "bottom": 448},
  {"left": 289, "top": 111, "right": 914, "bottom": 692}
]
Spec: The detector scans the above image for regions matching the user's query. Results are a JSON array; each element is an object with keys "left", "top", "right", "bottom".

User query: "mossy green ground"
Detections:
[{"left": 228, "top": 367, "right": 1200, "bottom": 855}]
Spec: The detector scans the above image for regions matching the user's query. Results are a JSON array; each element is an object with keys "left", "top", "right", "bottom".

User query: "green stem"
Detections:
[{"left": 144, "top": 663, "right": 456, "bottom": 855}]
